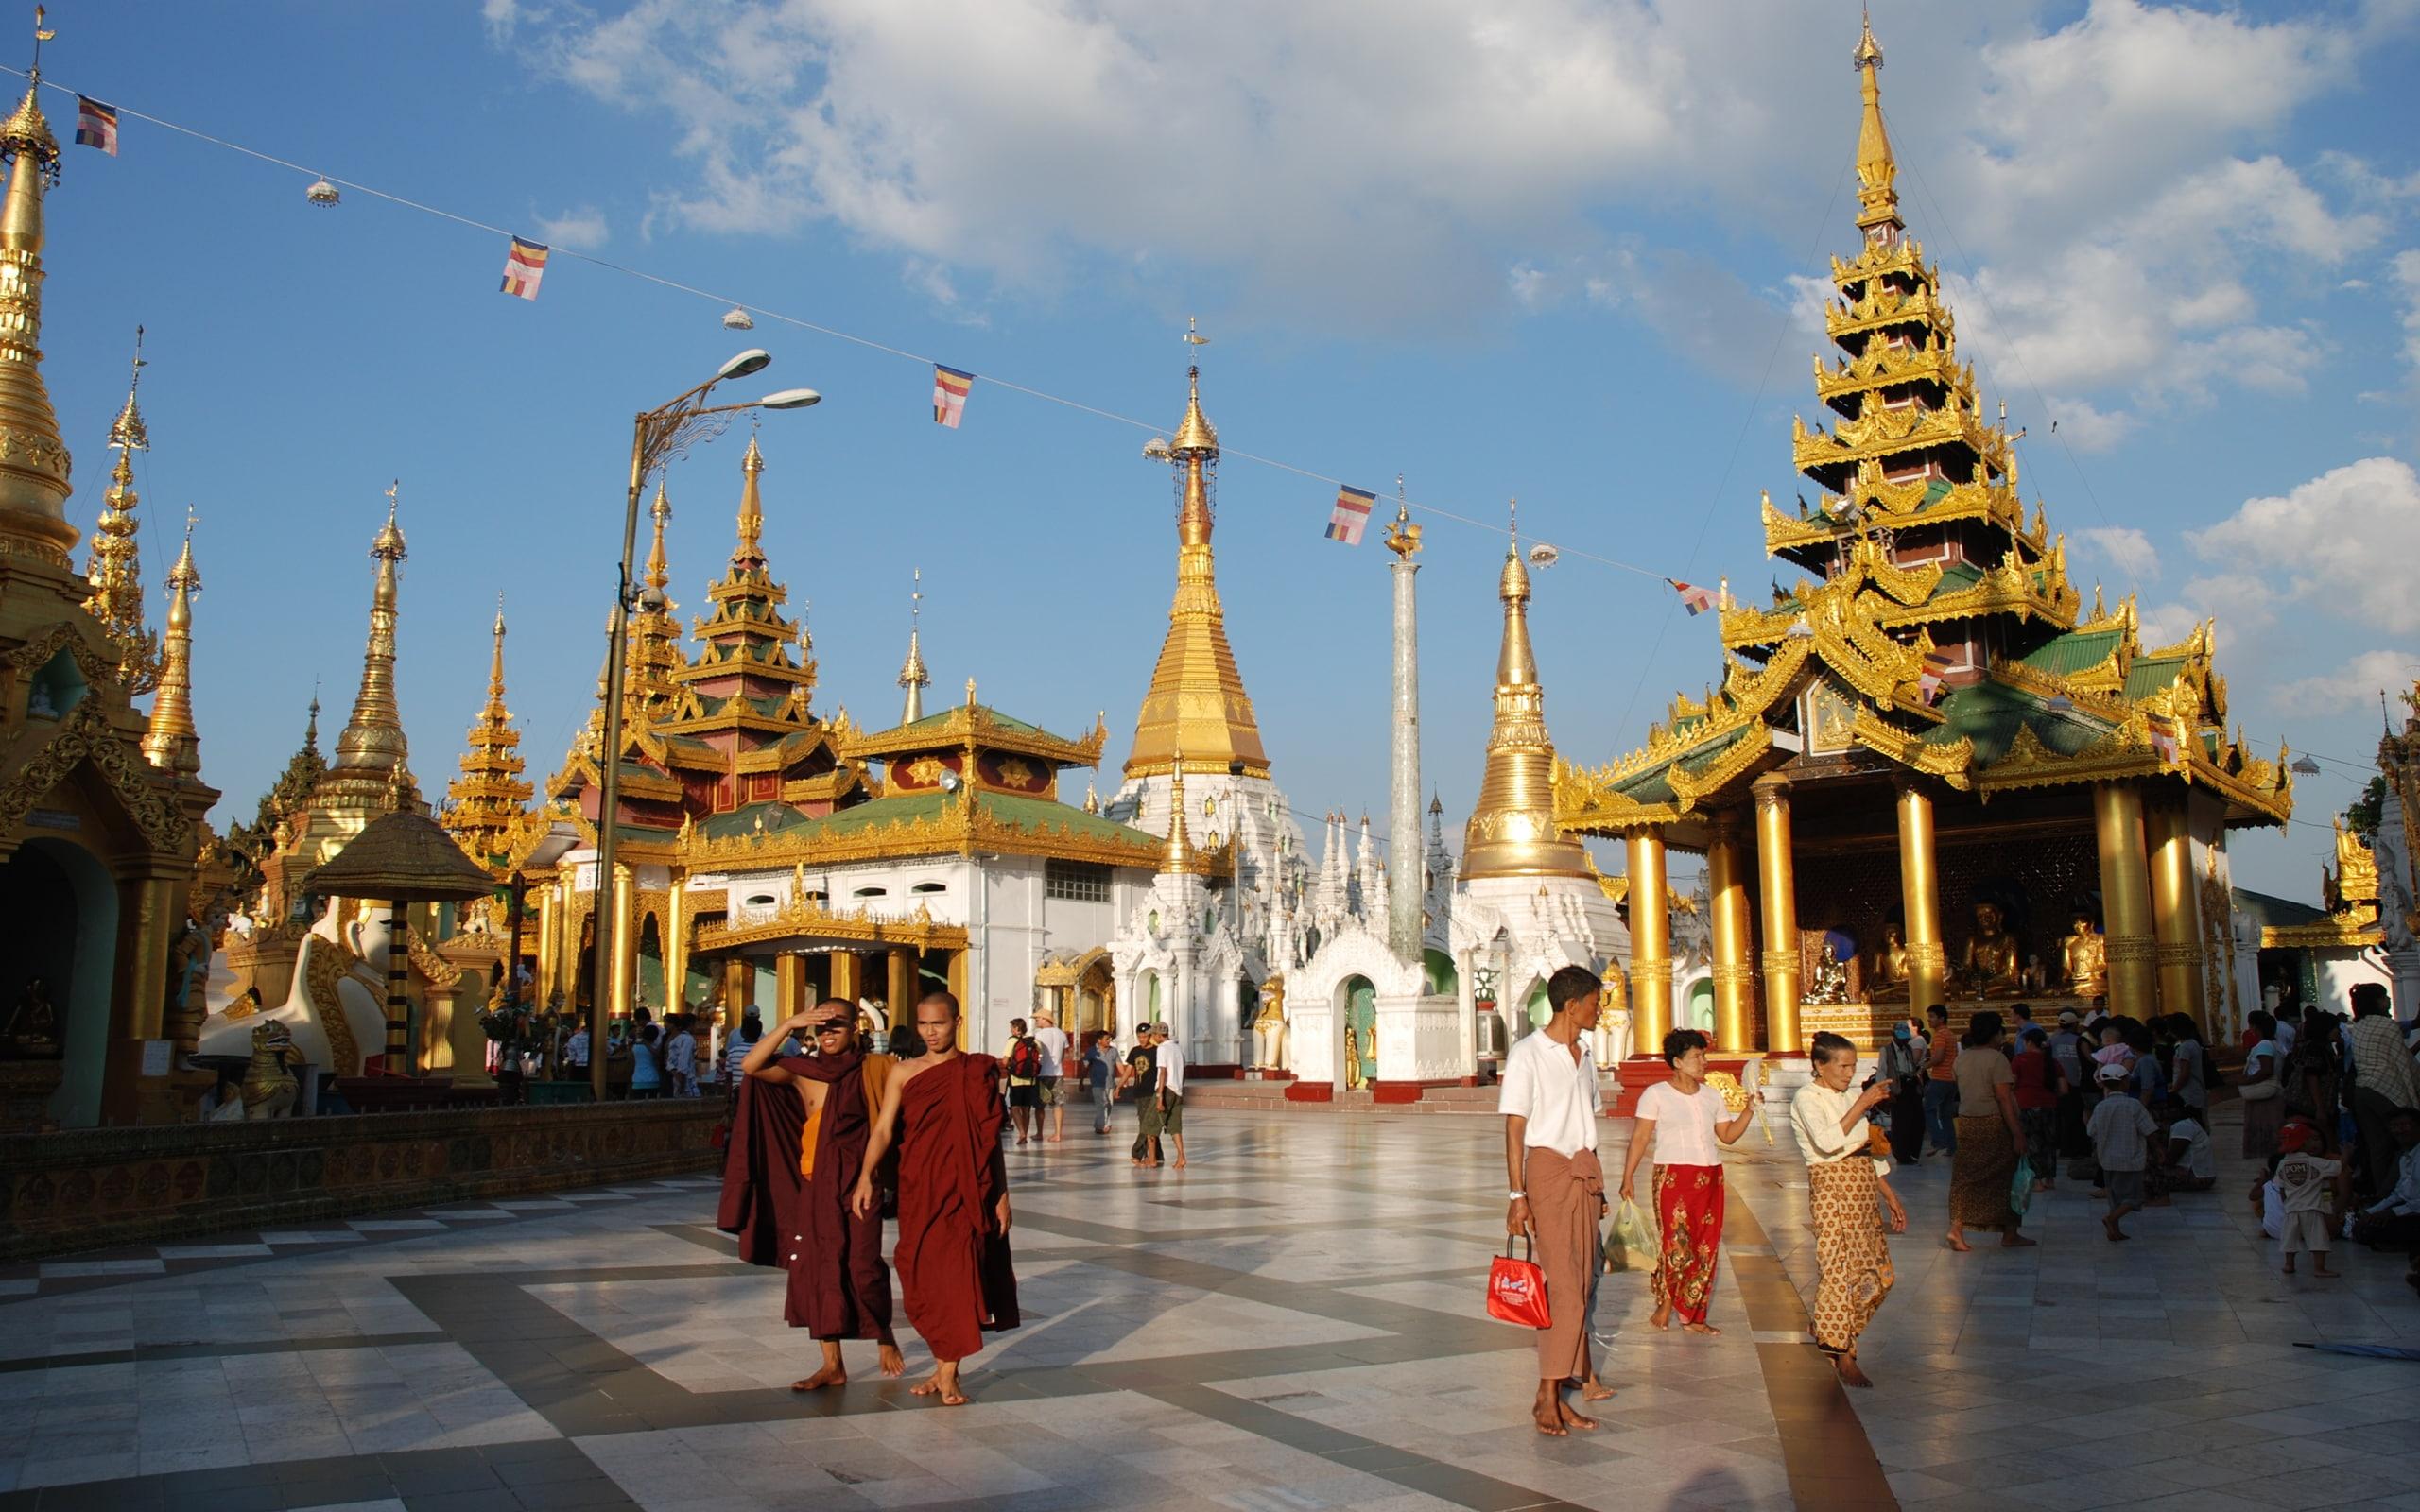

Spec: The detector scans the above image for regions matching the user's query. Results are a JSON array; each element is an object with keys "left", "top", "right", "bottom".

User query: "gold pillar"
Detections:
[
  {"left": 1626, "top": 827, "right": 1671, "bottom": 1057},
  {"left": 535, "top": 886, "right": 558, "bottom": 1004},
  {"left": 1895, "top": 777, "right": 1947, "bottom": 1013},
  {"left": 1753, "top": 775, "right": 1802, "bottom": 1054},
  {"left": 609, "top": 865, "right": 637, "bottom": 1017},
  {"left": 722, "top": 956, "right": 752, "bottom": 1028},
  {"left": 2145, "top": 797, "right": 2204, "bottom": 1027},
  {"left": 777, "top": 954, "right": 808, "bottom": 1019},
  {"left": 888, "top": 947, "right": 918, "bottom": 1024},
  {"left": 667, "top": 889, "right": 690, "bottom": 1010},
  {"left": 2094, "top": 782, "right": 2157, "bottom": 1021},
  {"left": 102, "top": 872, "right": 181, "bottom": 1124},
  {"left": 830, "top": 950, "right": 864, "bottom": 1005},
  {"left": 1705, "top": 811, "right": 1754, "bottom": 1053}
]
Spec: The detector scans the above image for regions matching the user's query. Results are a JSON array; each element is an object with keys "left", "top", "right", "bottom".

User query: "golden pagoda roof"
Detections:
[
  {"left": 443, "top": 598, "right": 534, "bottom": 866},
  {"left": 843, "top": 699, "right": 1108, "bottom": 771},
  {"left": 1125, "top": 364, "right": 1270, "bottom": 781},
  {"left": 82, "top": 332, "right": 159, "bottom": 694},
  {"left": 1464, "top": 540, "right": 1589, "bottom": 878},
  {"left": 1559, "top": 18, "right": 2291, "bottom": 844},
  {"left": 313, "top": 487, "right": 416, "bottom": 816},
  {"left": 139, "top": 511, "right": 201, "bottom": 777},
  {"left": 0, "top": 74, "right": 75, "bottom": 562}
]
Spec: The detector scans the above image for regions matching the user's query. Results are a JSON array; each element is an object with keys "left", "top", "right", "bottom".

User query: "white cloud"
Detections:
[
  {"left": 2186, "top": 457, "right": 2420, "bottom": 633},
  {"left": 2044, "top": 396, "right": 2135, "bottom": 452},
  {"left": 2135, "top": 599, "right": 2204, "bottom": 650},
  {"left": 533, "top": 206, "right": 609, "bottom": 250},
  {"left": 2274, "top": 648, "right": 2420, "bottom": 714},
  {"left": 2077, "top": 525, "right": 2158, "bottom": 581},
  {"left": 494, "top": 0, "right": 2402, "bottom": 391}
]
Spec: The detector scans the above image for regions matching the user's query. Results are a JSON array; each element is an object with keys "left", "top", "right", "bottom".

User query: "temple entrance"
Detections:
[
  {"left": 1684, "top": 978, "right": 1715, "bottom": 1033},
  {"left": 1422, "top": 949, "right": 1458, "bottom": 998},
  {"left": 635, "top": 915, "right": 665, "bottom": 1012},
  {"left": 0, "top": 837, "right": 119, "bottom": 1128},
  {"left": 1341, "top": 975, "right": 1376, "bottom": 1088},
  {"left": 1077, "top": 954, "right": 1115, "bottom": 1037}
]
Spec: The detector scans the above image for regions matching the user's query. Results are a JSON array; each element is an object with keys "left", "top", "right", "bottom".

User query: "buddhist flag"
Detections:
[
  {"left": 74, "top": 96, "right": 117, "bottom": 155},
  {"left": 2150, "top": 724, "right": 2178, "bottom": 763},
  {"left": 1325, "top": 485, "right": 1376, "bottom": 545},
  {"left": 932, "top": 365, "right": 974, "bottom": 428},
  {"left": 1668, "top": 579, "right": 1717, "bottom": 615},
  {"left": 499, "top": 237, "right": 549, "bottom": 301},
  {"left": 1919, "top": 647, "right": 1956, "bottom": 703}
]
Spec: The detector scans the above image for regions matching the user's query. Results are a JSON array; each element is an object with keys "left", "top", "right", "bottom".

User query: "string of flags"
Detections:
[
  {"left": 500, "top": 236, "right": 549, "bottom": 301},
  {"left": 1668, "top": 579, "right": 1717, "bottom": 615},
  {"left": 72, "top": 94, "right": 112, "bottom": 154},
  {"left": 932, "top": 365, "right": 974, "bottom": 428},
  {"left": 1325, "top": 485, "right": 1376, "bottom": 546}
]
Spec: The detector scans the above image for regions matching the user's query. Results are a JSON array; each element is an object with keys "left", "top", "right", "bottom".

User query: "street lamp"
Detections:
[{"left": 589, "top": 353, "right": 821, "bottom": 1099}]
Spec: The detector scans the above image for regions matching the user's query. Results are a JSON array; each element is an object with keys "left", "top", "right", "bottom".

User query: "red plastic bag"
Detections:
[{"left": 1486, "top": 1240, "right": 1551, "bottom": 1329}]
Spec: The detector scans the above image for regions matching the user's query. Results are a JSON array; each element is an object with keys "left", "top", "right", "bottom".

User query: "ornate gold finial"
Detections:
[
  {"left": 1851, "top": 7, "right": 1900, "bottom": 237},
  {"left": 1384, "top": 473, "right": 1421, "bottom": 558},
  {"left": 1127, "top": 360, "right": 1268, "bottom": 781},
  {"left": 898, "top": 567, "right": 930, "bottom": 723},
  {"left": 1165, "top": 750, "right": 1195, "bottom": 871},
  {"left": 141, "top": 506, "right": 202, "bottom": 776},
  {"left": 965, "top": 675, "right": 978, "bottom": 708},
  {"left": 0, "top": 9, "right": 71, "bottom": 560},
  {"left": 731, "top": 433, "right": 766, "bottom": 571},
  {"left": 83, "top": 327, "right": 159, "bottom": 691},
  {"left": 644, "top": 479, "right": 671, "bottom": 591},
  {"left": 315, "top": 481, "right": 413, "bottom": 814},
  {"left": 446, "top": 587, "right": 529, "bottom": 865},
  {"left": 1463, "top": 491, "right": 1586, "bottom": 881}
]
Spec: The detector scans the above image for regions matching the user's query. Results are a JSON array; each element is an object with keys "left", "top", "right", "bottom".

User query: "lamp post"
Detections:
[{"left": 589, "top": 353, "right": 821, "bottom": 1099}]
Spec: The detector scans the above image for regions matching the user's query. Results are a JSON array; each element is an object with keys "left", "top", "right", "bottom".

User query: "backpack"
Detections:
[{"left": 1008, "top": 1037, "right": 1041, "bottom": 1080}]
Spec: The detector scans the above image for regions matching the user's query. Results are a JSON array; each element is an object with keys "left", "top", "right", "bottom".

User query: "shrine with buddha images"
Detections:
[{"left": 1552, "top": 14, "right": 2288, "bottom": 1056}]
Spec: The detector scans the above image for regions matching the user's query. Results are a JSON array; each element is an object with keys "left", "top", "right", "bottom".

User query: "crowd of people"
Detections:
[{"left": 1501, "top": 968, "right": 2420, "bottom": 1425}]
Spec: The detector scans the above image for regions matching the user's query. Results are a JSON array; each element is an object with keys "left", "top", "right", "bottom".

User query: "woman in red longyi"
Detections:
[{"left": 1617, "top": 1028, "right": 1761, "bottom": 1334}]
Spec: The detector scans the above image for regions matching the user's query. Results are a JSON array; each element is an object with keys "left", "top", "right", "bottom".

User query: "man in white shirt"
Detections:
[
  {"left": 1032, "top": 1009, "right": 1072, "bottom": 1143},
  {"left": 1500, "top": 965, "right": 1607, "bottom": 1439},
  {"left": 1154, "top": 1024, "right": 1188, "bottom": 1169},
  {"left": 564, "top": 1026, "right": 591, "bottom": 1076}
]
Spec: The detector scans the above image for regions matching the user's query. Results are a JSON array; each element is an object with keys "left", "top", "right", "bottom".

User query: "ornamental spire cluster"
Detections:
[
  {"left": 82, "top": 329, "right": 157, "bottom": 692},
  {"left": 623, "top": 479, "right": 685, "bottom": 713},
  {"left": 443, "top": 596, "right": 532, "bottom": 863}
]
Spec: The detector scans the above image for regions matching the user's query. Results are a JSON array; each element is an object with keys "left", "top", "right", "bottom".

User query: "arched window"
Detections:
[
  {"left": 854, "top": 885, "right": 888, "bottom": 899},
  {"left": 911, "top": 882, "right": 947, "bottom": 894}
]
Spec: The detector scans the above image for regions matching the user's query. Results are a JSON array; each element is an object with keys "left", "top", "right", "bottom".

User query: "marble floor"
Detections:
[{"left": 2, "top": 1099, "right": 2417, "bottom": 1512}]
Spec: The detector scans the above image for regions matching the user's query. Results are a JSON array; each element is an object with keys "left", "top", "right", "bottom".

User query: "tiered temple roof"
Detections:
[
  {"left": 80, "top": 333, "right": 157, "bottom": 693},
  {"left": 441, "top": 600, "right": 532, "bottom": 866},
  {"left": 1555, "top": 15, "right": 2292, "bottom": 847}
]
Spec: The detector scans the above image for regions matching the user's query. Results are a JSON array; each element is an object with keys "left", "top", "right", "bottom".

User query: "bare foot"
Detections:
[
  {"left": 910, "top": 1367, "right": 971, "bottom": 1405},
  {"left": 2001, "top": 1234, "right": 2037, "bottom": 1248},
  {"left": 1648, "top": 1303, "right": 1671, "bottom": 1332},
  {"left": 1831, "top": 1353, "right": 1873, "bottom": 1388},
  {"left": 1580, "top": 1380, "right": 1616, "bottom": 1402},
  {"left": 1683, "top": 1321, "right": 1721, "bottom": 1336},
  {"left": 877, "top": 1344, "right": 906, "bottom": 1378},
  {"left": 1173, "top": 1158, "right": 1187, "bottom": 1169},
  {"left": 1944, "top": 1233, "right": 1972, "bottom": 1253},
  {"left": 2282, "top": 1262, "right": 2296, "bottom": 1276},
  {"left": 1558, "top": 1403, "right": 1599, "bottom": 1433},
  {"left": 790, "top": 1366, "right": 846, "bottom": 1392},
  {"left": 2103, "top": 1216, "right": 2125, "bottom": 1243},
  {"left": 2314, "top": 1263, "right": 2340, "bottom": 1279},
  {"left": 1532, "top": 1400, "right": 1567, "bottom": 1436}
]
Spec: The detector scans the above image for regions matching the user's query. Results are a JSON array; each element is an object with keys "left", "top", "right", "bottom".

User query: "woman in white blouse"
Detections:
[
  {"left": 1791, "top": 1031, "right": 1908, "bottom": 1387},
  {"left": 1616, "top": 1028, "right": 1760, "bottom": 1334}
]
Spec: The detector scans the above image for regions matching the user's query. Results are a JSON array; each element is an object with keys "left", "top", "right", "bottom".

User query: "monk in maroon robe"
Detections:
[
  {"left": 722, "top": 1004, "right": 902, "bottom": 1389},
  {"left": 853, "top": 989, "right": 1017, "bottom": 1404}
]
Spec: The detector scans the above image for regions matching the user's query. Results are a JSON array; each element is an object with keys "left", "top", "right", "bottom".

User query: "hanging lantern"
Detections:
[
  {"left": 304, "top": 176, "right": 340, "bottom": 207},
  {"left": 720, "top": 307, "right": 755, "bottom": 330}
]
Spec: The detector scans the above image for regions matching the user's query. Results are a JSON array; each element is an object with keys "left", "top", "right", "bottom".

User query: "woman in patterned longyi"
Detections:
[{"left": 1617, "top": 1029, "right": 1762, "bottom": 1334}]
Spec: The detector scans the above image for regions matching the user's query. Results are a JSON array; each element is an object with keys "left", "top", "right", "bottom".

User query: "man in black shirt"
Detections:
[{"left": 1124, "top": 1034, "right": 1162, "bottom": 1167}]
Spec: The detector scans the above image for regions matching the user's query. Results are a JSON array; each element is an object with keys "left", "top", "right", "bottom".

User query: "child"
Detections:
[
  {"left": 2086, "top": 1062, "right": 2154, "bottom": 1242},
  {"left": 2157, "top": 1098, "right": 2217, "bottom": 1194},
  {"left": 2273, "top": 1123, "right": 2346, "bottom": 1278}
]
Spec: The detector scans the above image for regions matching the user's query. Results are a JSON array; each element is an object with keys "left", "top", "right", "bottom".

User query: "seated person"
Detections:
[
  {"left": 2349, "top": 1108, "right": 2420, "bottom": 1295},
  {"left": 2156, "top": 1097, "right": 2217, "bottom": 1194}
]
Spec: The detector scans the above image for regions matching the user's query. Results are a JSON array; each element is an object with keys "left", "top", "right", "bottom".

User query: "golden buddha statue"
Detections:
[
  {"left": 1869, "top": 922, "right": 1911, "bottom": 1001},
  {"left": 1960, "top": 901, "right": 2023, "bottom": 996},
  {"left": 2061, "top": 913, "right": 2107, "bottom": 999},
  {"left": 1343, "top": 1023, "right": 1366, "bottom": 1091}
]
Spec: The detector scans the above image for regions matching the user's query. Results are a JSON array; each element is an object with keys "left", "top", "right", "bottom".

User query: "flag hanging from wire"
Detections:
[
  {"left": 2150, "top": 724, "right": 2178, "bottom": 763},
  {"left": 74, "top": 96, "right": 117, "bottom": 155},
  {"left": 1919, "top": 647, "right": 1957, "bottom": 704},
  {"left": 1326, "top": 485, "right": 1376, "bottom": 545},
  {"left": 499, "top": 237, "right": 549, "bottom": 301},
  {"left": 1668, "top": 579, "right": 1717, "bottom": 615},
  {"left": 932, "top": 366, "right": 974, "bottom": 428}
]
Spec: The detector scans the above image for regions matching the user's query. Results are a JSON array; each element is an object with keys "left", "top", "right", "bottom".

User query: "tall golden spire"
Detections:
[
  {"left": 1852, "top": 8, "right": 1901, "bottom": 239},
  {"left": 315, "top": 482, "right": 414, "bottom": 812},
  {"left": 0, "top": 12, "right": 73, "bottom": 562},
  {"left": 898, "top": 567, "right": 929, "bottom": 723},
  {"left": 140, "top": 507, "right": 201, "bottom": 776},
  {"left": 82, "top": 328, "right": 158, "bottom": 692},
  {"left": 1125, "top": 363, "right": 1270, "bottom": 781},
  {"left": 1164, "top": 755, "right": 1195, "bottom": 871},
  {"left": 1462, "top": 509, "right": 1587, "bottom": 880},
  {"left": 624, "top": 479, "right": 683, "bottom": 709},
  {"left": 443, "top": 593, "right": 532, "bottom": 863},
  {"left": 731, "top": 431, "right": 766, "bottom": 573}
]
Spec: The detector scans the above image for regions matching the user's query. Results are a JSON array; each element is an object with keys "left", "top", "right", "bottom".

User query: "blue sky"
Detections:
[{"left": 28, "top": 0, "right": 2420, "bottom": 900}]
